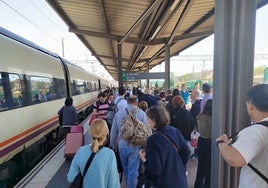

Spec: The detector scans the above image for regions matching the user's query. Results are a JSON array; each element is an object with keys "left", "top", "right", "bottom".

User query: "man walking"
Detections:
[
  {"left": 200, "top": 83, "right": 212, "bottom": 114},
  {"left": 110, "top": 95, "right": 147, "bottom": 188},
  {"left": 114, "top": 86, "right": 128, "bottom": 111}
]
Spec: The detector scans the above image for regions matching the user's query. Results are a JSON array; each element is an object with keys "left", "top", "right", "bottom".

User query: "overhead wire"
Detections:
[
  {"left": 0, "top": 0, "right": 109, "bottom": 77},
  {"left": 28, "top": 0, "right": 85, "bottom": 57},
  {"left": 29, "top": 0, "right": 63, "bottom": 31},
  {"left": 1, "top": 0, "right": 61, "bottom": 45}
]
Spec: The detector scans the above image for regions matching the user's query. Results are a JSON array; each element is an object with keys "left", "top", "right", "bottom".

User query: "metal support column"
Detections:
[
  {"left": 165, "top": 44, "right": 170, "bottom": 90},
  {"left": 117, "top": 43, "right": 123, "bottom": 87},
  {"left": 138, "top": 79, "right": 141, "bottom": 87},
  {"left": 146, "top": 64, "right": 150, "bottom": 88},
  {"left": 211, "top": 1, "right": 257, "bottom": 187}
]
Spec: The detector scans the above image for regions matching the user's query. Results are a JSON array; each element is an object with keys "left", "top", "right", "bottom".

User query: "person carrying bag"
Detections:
[{"left": 67, "top": 119, "right": 120, "bottom": 188}]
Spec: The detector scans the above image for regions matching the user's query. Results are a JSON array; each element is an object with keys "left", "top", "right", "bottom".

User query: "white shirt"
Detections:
[{"left": 233, "top": 117, "right": 268, "bottom": 188}]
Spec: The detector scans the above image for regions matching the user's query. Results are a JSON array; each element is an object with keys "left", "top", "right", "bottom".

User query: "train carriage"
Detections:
[{"left": 0, "top": 27, "right": 107, "bottom": 185}]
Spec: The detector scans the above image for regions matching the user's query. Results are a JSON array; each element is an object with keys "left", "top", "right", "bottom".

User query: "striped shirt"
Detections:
[{"left": 93, "top": 101, "right": 109, "bottom": 119}]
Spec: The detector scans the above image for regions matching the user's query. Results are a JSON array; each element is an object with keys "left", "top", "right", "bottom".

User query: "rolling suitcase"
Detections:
[
  {"left": 64, "top": 132, "right": 84, "bottom": 157},
  {"left": 70, "top": 125, "right": 84, "bottom": 133}
]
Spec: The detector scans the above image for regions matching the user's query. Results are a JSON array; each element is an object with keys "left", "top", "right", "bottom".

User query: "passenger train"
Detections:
[{"left": 0, "top": 27, "right": 108, "bottom": 185}]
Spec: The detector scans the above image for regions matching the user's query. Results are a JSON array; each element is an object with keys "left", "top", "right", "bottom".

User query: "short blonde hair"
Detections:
[{"left": 89, "top": 119, "right": 109, "bottom": 153}]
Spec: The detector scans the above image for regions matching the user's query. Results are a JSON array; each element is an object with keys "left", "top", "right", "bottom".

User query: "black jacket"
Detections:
[
  {"left": 170, "top": 107, "right": 195, "bottom": 141},
  {"left": 190, "top": 99, "right": 201, "bottom": 120},
  {"left": 144, "top": 126, "right": 190, "bottom": 188}
]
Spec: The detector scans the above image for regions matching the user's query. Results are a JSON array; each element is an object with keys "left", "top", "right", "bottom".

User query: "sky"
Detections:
[{"left": 0, "top": 0, "right": 268, "bottom": 77}]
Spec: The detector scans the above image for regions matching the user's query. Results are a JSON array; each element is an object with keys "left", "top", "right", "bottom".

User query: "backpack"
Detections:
[
  {"left": 120, "top": 107, "right": 152, "bottom": 146},
  {"left": 107, "top": 98, "right": 124, "bottom": 125}
]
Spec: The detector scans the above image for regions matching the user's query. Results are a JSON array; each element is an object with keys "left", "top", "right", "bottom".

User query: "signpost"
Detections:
[{"left": 122, "top": 72, "right": 165, "bottom": 81}]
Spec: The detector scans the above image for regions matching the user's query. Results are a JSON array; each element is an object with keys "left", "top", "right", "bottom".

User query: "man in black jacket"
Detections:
[{"left": 190, "top": 90, "right": 202, "bottom": 125}]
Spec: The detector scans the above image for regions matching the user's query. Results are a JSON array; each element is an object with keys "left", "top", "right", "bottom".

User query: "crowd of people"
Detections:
[{"left": 63, "top": 83, "right": 268, "bottom": 188}]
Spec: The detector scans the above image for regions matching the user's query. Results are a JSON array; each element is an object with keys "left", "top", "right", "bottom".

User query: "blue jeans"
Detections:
[{"left": 119, "top": 147, "right": 140, "bottom": 188}]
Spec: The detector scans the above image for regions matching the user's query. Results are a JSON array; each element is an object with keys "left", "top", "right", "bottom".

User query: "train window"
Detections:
[
  {"left": 86, "top": 81, "right": 97, "bottom": 91},
  {"left": 10, "top": 74, "right": 22, "bottom": 107},
  {"left": 76, "top": 79, "right": 86, "bottom": 94},
  {"left": 0, "top": 73, "right": 22, "bottom": 111},
  {"left": 71, "top": 80, "right": 79, "bottom": 96},
  {"left": 90, "top": 82, "right": 94, "bottom": 91},
  {"left": 0, "top": 74, "right": 67, "bottom": 109},
  {"left": 30, "top": 76, "right": 52, "bottom": 104},
  {"left": 55, "top": 79, "right": 67, "bottom": 99},
  {"left": 101, "top": 83, "right": 106, "bottom": 89},
  {"left": 38, "top": 78, "right": 66, "bottom": 101},
  {"left": 71, "top": 79, "right": 90, "bottom": 95},
  {"left": 86, "top": 82, "right": 93, "bottom": 92},
  {"left": 94, "top": 83, "right": 97, "bottom": 91}
]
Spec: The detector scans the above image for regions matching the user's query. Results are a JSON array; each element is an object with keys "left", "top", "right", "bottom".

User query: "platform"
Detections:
[{"left": 14, "top": 117, "right": 198, "bottom": 188}]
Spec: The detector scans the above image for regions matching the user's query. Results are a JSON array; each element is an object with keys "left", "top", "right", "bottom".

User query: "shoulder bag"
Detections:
[
  {"left": 156, "top": 131, "right": 180, "bottom": 152},
  {"left": 69, "top": 152, "right": 96, "bottom": 188}
]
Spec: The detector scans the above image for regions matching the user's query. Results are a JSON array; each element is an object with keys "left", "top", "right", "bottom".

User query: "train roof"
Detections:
[
  {"left": 0, "top": 27, "right": 59, "bottom": 59},
  {"left": 0, "top": 27, "right": 101, "bottom": 78}
]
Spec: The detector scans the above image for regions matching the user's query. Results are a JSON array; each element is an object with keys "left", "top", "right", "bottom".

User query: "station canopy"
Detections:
[{"left": 46, "top": 0, "right": 267, "bottom": 80}]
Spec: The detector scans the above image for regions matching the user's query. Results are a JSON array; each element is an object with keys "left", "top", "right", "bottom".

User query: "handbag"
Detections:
[
  {"left": 190, "top": 130, "right": 200, "bottom": 148},
  {"left": 113, "top": 149, "right": 123, "bottom": 182},
  {"left": 69, "top": 152, "right": 96, "bottom": 188},
  {"left": 113, "top": 149, "right": 123, "bottom": 173},
  {"left": 89, "top": 101, "right": 101, "bottom": 125},
  {"left": 88, "top": 114, "right": 97, "bottom": 125},
  {"left": 136, "top": 173, "right": 155, "bottom": 188}
]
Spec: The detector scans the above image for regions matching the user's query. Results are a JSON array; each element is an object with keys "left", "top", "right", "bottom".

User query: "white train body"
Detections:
[{"left": 0, "top": 27, "right": 107, "bottom": 168}]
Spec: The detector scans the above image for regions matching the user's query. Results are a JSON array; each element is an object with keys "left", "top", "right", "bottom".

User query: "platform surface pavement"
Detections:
[
  {"left": 187, "top": 158, "right": 198, "bottom": 188},
  {"left": 45, "top": 157, "right": 198, "bottom": 188},
  {"left": 120, "top": 158, "right": 198, "bottom": 188},
  {"left": 17, "top": 117, "right": 198, "bottom": 188},
  {"left": 22, "top": 149, "right": 197, "bottom": 188}
]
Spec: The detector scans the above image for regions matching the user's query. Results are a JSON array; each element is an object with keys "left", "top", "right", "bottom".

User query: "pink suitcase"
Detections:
[
  {"left": 64, "top": 132, "right": 84, "bottom": 157},
  {"left": 70, "top": 125, "right": 83, "bottom": 133}
]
